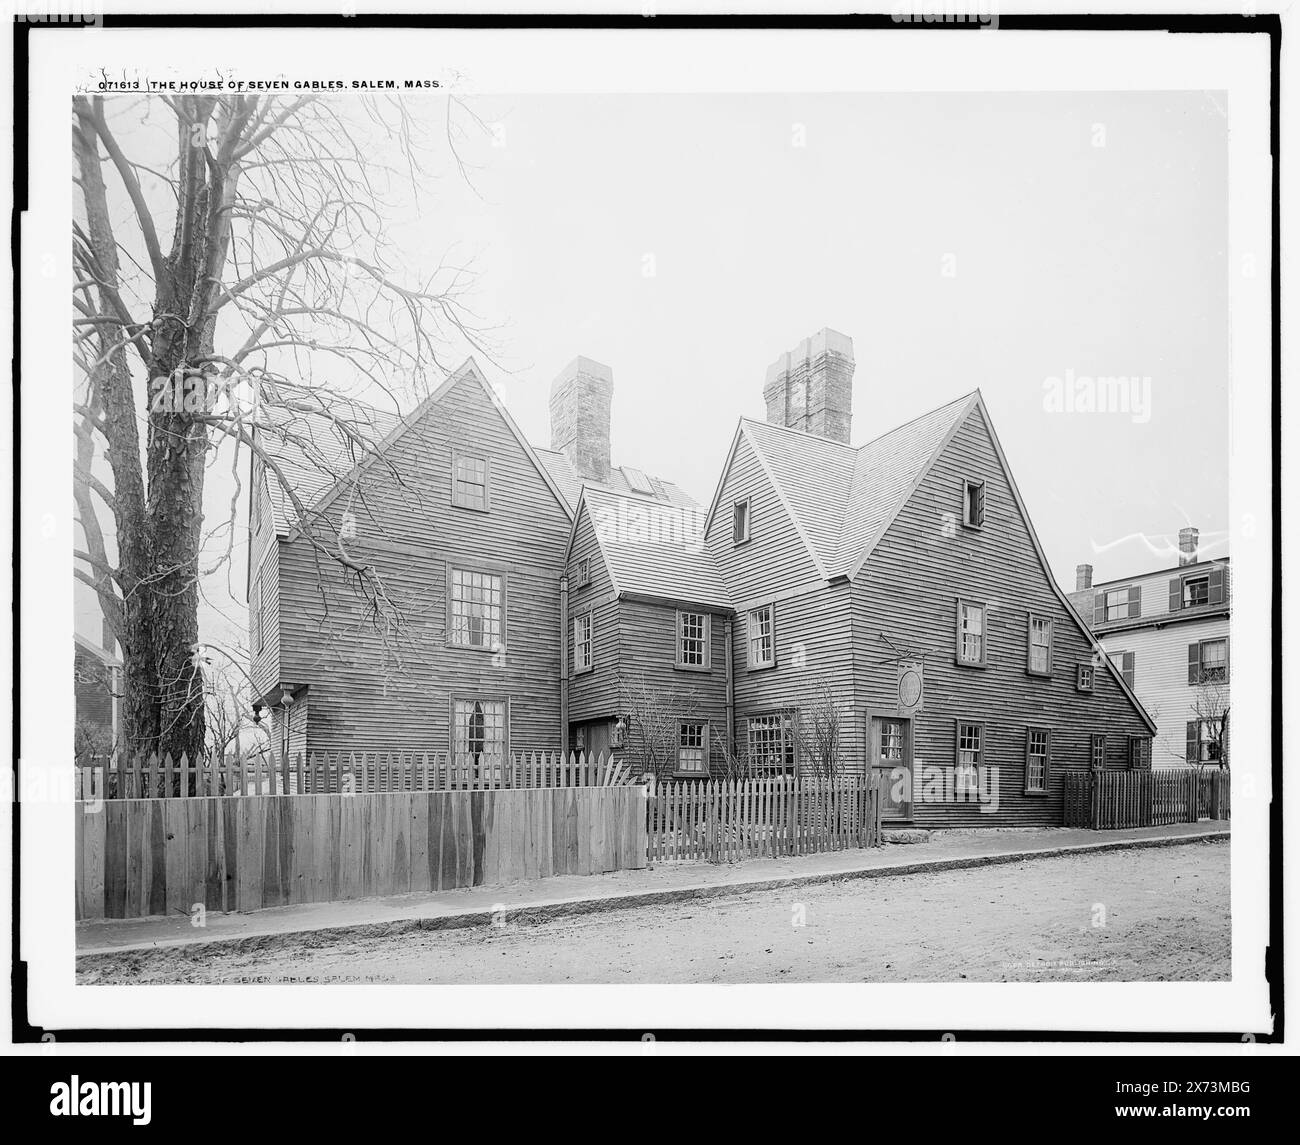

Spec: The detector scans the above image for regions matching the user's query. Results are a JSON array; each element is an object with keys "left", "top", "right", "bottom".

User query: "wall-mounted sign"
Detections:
[{"left": 897, "top": 659, "right": 924, "bottom": 716}]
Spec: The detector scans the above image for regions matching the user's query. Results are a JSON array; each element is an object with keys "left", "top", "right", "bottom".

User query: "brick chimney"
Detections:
[
  {"left": 1075, "top": 563, "right": 1093, "bottom": 591},
  {"left": 763, "top": 328, "right": 855, "bottom": 444},
  {"left": 1179, "top": 527, "right": 1199, "bottom": 566},
  {"left": 549, "top": 356, "right": 612, "bottom": 483}
]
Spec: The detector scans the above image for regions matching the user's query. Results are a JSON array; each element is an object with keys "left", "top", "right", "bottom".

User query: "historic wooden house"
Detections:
[{"left": 255, "top": 327, "right": 1157, "bottom": 828}]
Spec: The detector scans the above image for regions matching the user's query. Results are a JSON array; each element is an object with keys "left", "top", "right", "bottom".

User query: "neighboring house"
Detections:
[
  {"left": 561, "top": 328, "right": 1157, "bottom": 827},
  {"left": 75, "top": 629, "right": 121, "bottom": 762},
  {"left": 256, "top": 326, "right": 1157, "bottom": 829},
  {"left": 1066, "top": 532, "right": 1230, "bottom": 767},
  {"left": 249, "top": 357, "right": 686, "bottom": 763}
]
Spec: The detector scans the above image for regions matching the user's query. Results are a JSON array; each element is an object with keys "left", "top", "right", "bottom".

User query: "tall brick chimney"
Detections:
[
  {"left": 1076, "top": 564, "right": 1093, "bottom": 591},
  {"left": 763, "top": 328, "right": 855, "bottom": 444},
  {"left": 549, "top": 356, "right": 612, "bottom": 483},
  {"left": 1179, "top": 527, "right": 1199, "bottom": 566}
]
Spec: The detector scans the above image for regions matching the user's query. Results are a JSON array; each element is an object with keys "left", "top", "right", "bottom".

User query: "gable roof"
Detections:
[
  {"left": 571, "top": 485, "right": 731, "bottom": 611},
  {"left": 711, "top": 392, "right": 978, "bottom": 580},
  {"left": 256, "top": 359, "right": 572, "bottom": 538}
]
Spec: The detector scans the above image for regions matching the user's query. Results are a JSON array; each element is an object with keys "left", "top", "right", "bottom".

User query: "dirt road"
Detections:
[{"left": 77, "top": 839, "right": 1228, "bottom": 985}]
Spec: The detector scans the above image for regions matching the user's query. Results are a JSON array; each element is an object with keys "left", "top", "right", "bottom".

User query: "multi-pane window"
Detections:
[
  {"left": 1077, "top": 664, "right": 1094, "bottom": 692},
  {"left": 879, "top": 719, "right": 905, "bottom": 761},
  {"left": 747, "top": 605, "right": 774, "bottom": 668},
  {"left": 956, "top": 600, "right": 985, "bottom": 666},
  {"left": 574, "top": 557, "right": 591, "bottom": 588},
  {"left": 677, "top": 721, "right": 708, "bottom": 775},
  {"left": 955, "top": 721, "right": 982, "bottom": 795},
  {"left": 573, "top": 612, "right": 593, "bottom": 673},
  {"left": 450, "top": 567, "right": 504, "bottom": 649},
  {"left": 677, "top": 611, "right": 709, "bottom": 669},
  {"left": 1103, "top": 587, "right": 1134, "bottom": 622},
  {"left": 1028, "top": 615, "right": 1052, "bottom": 675},
  {"left": 1128, "top": 736, "right": 1150, "bottom": 769},
  {"left": 451, "top": 451, "right": 490, "bottom": 511},
  {"left": 733, "top": 498, "right": 751, "bottom": 545},
  {"left": 1091, "top": 734, "right": 1107, "bottom": 770},
  {"left": 452, "top": 698, "right": 506, "bottom": 766},
  {"left": 1199, "top": 638, "right": 1228, "bottom": 682},
  {"left": 1025, "top": 728, "right": 1049, "bottom": 794},
  {"left": 1182, "top": 576, "right": 1210, "bottom": 608},
  {"left": 962, "top": 479, "right": 986, "bottom": 528},
  {"left": 748, "top": 713, "right": 795, "bottom": 773}
]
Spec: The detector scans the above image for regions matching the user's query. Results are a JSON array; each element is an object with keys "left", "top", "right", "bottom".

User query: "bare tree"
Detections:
[
  {"left": 615, "top": 670, "right": 705, "bottom": 782},
  {"left": 1189, "top": 677, "right": 1230, "bottom": 771},
  {"left": 72, "top": 93, "right": 490, "bottom": 760},
  {"left": 792, "top": 681, "right": 845, "bottom": 781}
]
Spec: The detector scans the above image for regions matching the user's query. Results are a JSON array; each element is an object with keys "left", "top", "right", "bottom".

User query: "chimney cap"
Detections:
[
  {"left": 764, "top": 328, "right": 855, "bottom": 387},
  {"left": 550, "top": 355, "right": 612, "bottom": 395}
]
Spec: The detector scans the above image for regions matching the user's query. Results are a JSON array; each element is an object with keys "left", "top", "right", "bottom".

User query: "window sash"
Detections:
[
  {"left": 747, "top": 714, "right": 794, "bottom": 773},
  {"left": 452, "top": 699, "right": 506, "bottom": 764},
  {"left": 963, "top": 479, "right": 985, "bottom": 528},
  {"left": 452, "top": 452, "right": 489, "bottom": 510},
  {"left": 677, "top": 721, "right": 708, "bottom": 774},
  {"left": 958, "top": 601, "right": 985, "bottom": 663},
  {"left": 1029, "top": 616, "right": 1051, "bottom": 673},
  {"left": 573, "top": 613, "right": 593, "bottom": 671},
  {"left": 450, "top": 568, "right": 504, "bottom": 648},
  {"left": 747, "top": 606, "right": 774, "bottom": 667},
  {"left": 1077, "top": 664, "right": 1094, "bottom": 691},
  {"left": 1200, "top": 639, "right": 1227, "bottom": 680},
  {"left": 732, "top": 499, "right": 750, "bottom": 545},
  {"left": 677, "top": 611, "right": 709, "bottom": 667},
  {"left": 1091, "top": 734, "right": 1107, "bottom": 769},
  {"left": 1026, "top": 728, "right": 1049, "bottom": 793}
]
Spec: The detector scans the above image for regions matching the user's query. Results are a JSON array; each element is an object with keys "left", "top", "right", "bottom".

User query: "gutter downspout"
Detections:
[
  {"left": 724, "top": 616, "right": 735, "bottom": 752},
  {"left": 559, "top": 574, "right": 570, "bottom": 751}
]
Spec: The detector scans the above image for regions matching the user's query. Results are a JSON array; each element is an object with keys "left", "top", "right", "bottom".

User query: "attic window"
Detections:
[
  {"left": 452, "top": 450, "right": 491, "bottom": 511},
  {"left": 574, "top": 557, "right": 591, "bottom": 589},
  {"left": 1182, "top": 576, "right": 1210, "bottom": 608},
  {"left": 962, "top": 479, "right": 985, "bottom": 529},
  {"left": 733, "top": 498, "right": 751, "bottom": 546}
]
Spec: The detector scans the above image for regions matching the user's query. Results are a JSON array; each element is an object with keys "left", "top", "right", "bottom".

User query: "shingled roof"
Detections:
[
  {"left": 729, "top": 391, "right": 979, "bottom": 579},
  {"left": 575, "top": 484, "right": 730, "bottom": 610},
  {"left": 534, "top": 448, "right": 698, "bottom": 514}
]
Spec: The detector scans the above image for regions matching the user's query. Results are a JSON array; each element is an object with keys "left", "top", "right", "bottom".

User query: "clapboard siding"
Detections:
[
  {"left": 1101, "top": 617, "right": 1230, "bottom": 765},
  {"left": 730, "top": 580, "right": 861, "bottom": 772},
  {"left": 566, "top": 503, "right": 623, "bottom": 722},
  {"left": 706, "top": 432, "right": 822, "bottom": 604},
  {"left": 269, "top": 371, "right": 572, "bottom": 756},
  {"left": 852, "top": 405, "right": 1154, "bottom": 828}
]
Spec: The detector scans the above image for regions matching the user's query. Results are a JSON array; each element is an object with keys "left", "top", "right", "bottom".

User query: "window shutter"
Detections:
[
  {"left": 1129, "top": 584, "right": 1142, "bottom": 618},
  {"left": 975, "top": 483, "right": 985, "bottom": 527},
  {"left": 1207, "top": 565, "right": 1225, "bottom": 605},
  {"left": 1123, "top": 651, "right": 1135, "bottom": 687},
  {"left": 1186, "top": 720, "right": 1198, "bottom": 764},
  {"left": 1187, "top": 642, "right": 1201, "bottom": 685},
  {"left": 1169, "top": 578, "right": 1182, "bottom": 612},
  {"left": 1093, "top": 593, "right": 1104, "bottom": 627}
]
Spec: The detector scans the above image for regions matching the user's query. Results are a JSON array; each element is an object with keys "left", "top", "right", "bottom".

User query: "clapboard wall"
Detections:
[{"left": 76, "top": 787, "right": 648, "bottom": 921}]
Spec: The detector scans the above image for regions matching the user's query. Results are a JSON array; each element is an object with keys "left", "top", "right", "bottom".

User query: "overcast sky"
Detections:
[{"left": 76, "top": 89, "right": 1229, "bottom": 648}]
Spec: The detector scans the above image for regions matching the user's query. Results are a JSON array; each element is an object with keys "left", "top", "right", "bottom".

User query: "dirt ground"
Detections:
[{"left": 77, "top": 839, "right": 1229, "bottom": 985}]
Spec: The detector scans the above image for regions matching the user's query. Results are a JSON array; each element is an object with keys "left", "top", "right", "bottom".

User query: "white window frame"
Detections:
[
  {"left": 955, "top": 720, "right": 983, "bottom": 795},
  {"left": 1027, "top": 614, "right": 1052, "bottom": 676},
  {"left": 955, "top": 598, "right": 987, "bottom": 667},
  {"left": 1182, "top": 575, "right": 1211, "bottom": 608},
  {"left": 675, "top": 610, "right": 711, "bottom": 671},
  {"left": 675, "top": 720, "right": 710, "bottom": 777},
  {"left": 1025, "top": 727, "right": 1050, "bottom": 795},
  {"left": 746, "top": 604, "right": 775, "bottom": 669},
  {"left": 448, "top": 566, "right": 505, "bottom": 650},
  {"left": 450, "top": 449, "right": 491, "bottom": 512},
  {"left": 573, "top": 611, "right": 594, "bottom": 674},
  {"left": 1199, "top": 637, "right": 1228, "bottom": 683}
]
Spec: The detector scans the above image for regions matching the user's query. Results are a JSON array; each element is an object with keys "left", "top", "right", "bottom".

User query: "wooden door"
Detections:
[{"left": 870, "top": 715, "right": 913, "bottom": 821}]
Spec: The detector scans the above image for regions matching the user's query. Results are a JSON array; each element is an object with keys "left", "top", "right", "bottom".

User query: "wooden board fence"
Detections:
[
  {"left": 76, "top": 750, "right": 635, "bottom": 801},
  {"left": 1062, "top": 769, "right": 1230, "bottom": 830},
  {"left": 76, "top": 786, "right": 648, "bottom": 921},
  {"left": 647, "top": 775, "right": 881, "bottom": 863}
]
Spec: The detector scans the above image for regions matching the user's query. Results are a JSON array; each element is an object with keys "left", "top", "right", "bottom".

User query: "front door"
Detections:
[
  {"left": 870, "top": 715, "right": 913, "bottom": 821},
  {"left": 573, "top": 719, "right": 613, "bottom": 764}
]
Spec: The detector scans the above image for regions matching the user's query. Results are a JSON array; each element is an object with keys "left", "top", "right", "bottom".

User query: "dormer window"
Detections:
[
  {"left": 962, "top": 479, "right": 985, "bottom": 529},
  {"left": 1182, "top": 575, "right": 1210, "bottom": 608},
  {"left": 732, "top": 497, "right": 751, "bottom": 546},
  {"left": 452, "top": 450, "right": 491, "bottom": 511}
]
